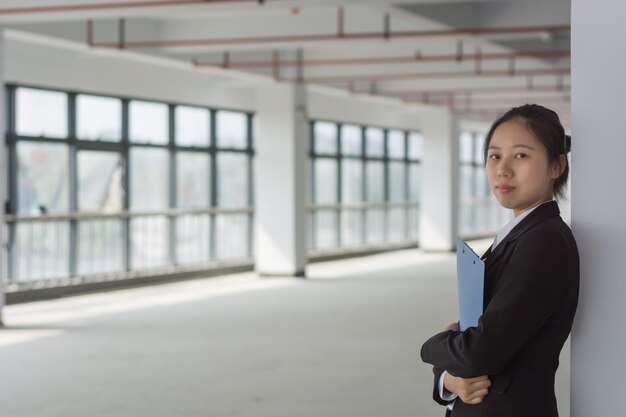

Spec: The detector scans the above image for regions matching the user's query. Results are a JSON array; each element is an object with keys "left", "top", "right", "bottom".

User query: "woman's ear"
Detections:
[{"left": 550, "top": 155, "right": 567, "bottom": 179}]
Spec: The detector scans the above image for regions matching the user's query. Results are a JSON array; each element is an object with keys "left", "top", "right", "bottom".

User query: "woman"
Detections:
[{"left": 420, "top": 104, "right": 579, "bottom": 417}]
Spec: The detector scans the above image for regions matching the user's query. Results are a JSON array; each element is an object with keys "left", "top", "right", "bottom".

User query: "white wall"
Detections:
[
  {"left": 4, "top": 30, "right": 257, "bottom": 111},
  {"left": 5, "top": 30, "right": 430, "bottom": 133},
  {"left": 570, "top": 1, "right": 626, "bottom": 416}
]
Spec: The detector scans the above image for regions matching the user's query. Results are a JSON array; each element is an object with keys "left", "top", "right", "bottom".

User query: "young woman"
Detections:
[{"left": 420, "top": 104, "right": 579, "bottom": 417}]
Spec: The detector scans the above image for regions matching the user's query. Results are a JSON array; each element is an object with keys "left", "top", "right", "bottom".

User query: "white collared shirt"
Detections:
[{"left": 438, "top": 199, "right": 554, "bottom": 409}]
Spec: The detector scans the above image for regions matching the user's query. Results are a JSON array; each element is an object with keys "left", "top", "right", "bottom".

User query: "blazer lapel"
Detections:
[{"left": 482, "top": 200, "right": 561, "bottom": 265}]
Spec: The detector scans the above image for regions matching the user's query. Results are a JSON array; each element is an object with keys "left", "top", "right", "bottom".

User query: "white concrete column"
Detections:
[
  {"left": 0, "top": 30, "right": 6, "bottom": 324},
  {"left": 570, "top": 2, "right": 626, "bottom": 416},
  {"left": 254, "top": 82, "right": 308, "bottom": 276},
  {"left": 419, "top": 107, "right": 459, "bottom": 252}
]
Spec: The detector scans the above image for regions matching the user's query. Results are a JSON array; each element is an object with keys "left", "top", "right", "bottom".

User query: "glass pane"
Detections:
[
  {"left": 340, "top": 209, "right": 362, "bottom": 247},
  {"left": 475, "top": 200, "right": 488, "bottom": 232},
  {"left": 341, "top": 159, "right": 362, "bottom": 203},
  {"left": 388, "top": 162, "right": 406, "bottom": 203},
  {"left": 216, "top": 111, "right": 247, "bottom": 149},
  {"left": 177, "top": 214, "right": 211, "bottom": 265},
  {"left": 365, "top": 209, "right": 384, "bottom": 244},
  {"left": 77, "top": 151, "right": 123, "bottom": 212},
  {"left": 366, "top": 161, "right": 384, "bottom": 202},
  {"left": 314, "top": 158, "right": 337, "bottom": 204},
  {"left": 460, "top": 132, "right": 474, "bottom": 163},
  {"left": 129, "top": 101, "right": 169, "bottom": 145},
  {"left": 387, "top": 130, "right": 405, "bottom": 159},
  {"left": 459, "top": 204, "right": 473, "bottom": 236},
  {"left": 365, "top": 127, "right": 385, "bottom": 157},
  {"left": 460, "top": 165, "right": 474, "bottom": 200},
  {"left": 13, "top": 221, "right": 69, "bottom": 282},
  {"left": 314, "top": 121, "right": 338, "bottom": 154},
  {"left": 408, "top": 163, "right": 421, "bottom": 202},
  {"left": 217, "top": 153, "right": 248, "bottom": 208},
  {"left": 17, "top": 142, "right": 68, "bottom": 215},
  {"left": 315, "top": 210, "right": 338, "bottom": 249},
  {"left": 177, "top": 152, "right": 210, "bottom": 208},
  {"left": 388, "top": 207, "right": 405, "bottom": 241},
  {"left": 476, "top": 168, "right": 490, "bottom": 198},
  {"left": 407, "top": 207, "right": 419, "bottom": 240},
  {"left": 77, "top": 94, "right": 122, "bottom": 141},
  {"left": 131, "top": 215, "right": 169, "bottom": 269},
  {"left": 78, "top": 219, "right": 123, "bottom": 275},
  {"left": 475, "top": 133, "right": 486, "bottom": 164},
  {"left": 215, "top": 213, "right": 249, "bottom": 259},
  {"left": 130, "top": 148, "right": 169, "bottom": 210},
  {"left": 16, "top": 88, "right": 67, "bottom": 138},
  {"left": 341, "top": 124, "right": 362, "bottom": 156},
  {"left": 176, "top": 106, "right": 210, "bottom": 147},
  {"left": 408, "top": 132, "right": 424, "bottom": 160}
]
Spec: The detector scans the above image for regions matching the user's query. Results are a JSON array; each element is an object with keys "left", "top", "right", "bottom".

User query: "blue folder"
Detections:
[{"left": 456, "top": 237, "right": 485, "bottom": 331}]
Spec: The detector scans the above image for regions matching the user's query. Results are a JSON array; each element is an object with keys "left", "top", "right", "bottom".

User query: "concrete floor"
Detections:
[{"left": 0, "top": 239, "right": 570, "bottom": 417}]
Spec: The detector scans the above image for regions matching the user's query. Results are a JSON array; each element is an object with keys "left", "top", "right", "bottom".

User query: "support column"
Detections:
[
  {"left": 254, "top": 82, "right": 308, "bottom": 276},
  {"left": 419, "top": 107, "right": 459, "bottom": 251},
  {"left": 571, "top": 1, "right": 626, "bottom": 416},
  {"left": 0, "top": 31, "right": 6, "bottom": 324}
]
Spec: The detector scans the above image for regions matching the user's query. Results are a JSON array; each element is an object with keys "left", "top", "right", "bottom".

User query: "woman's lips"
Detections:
[{"left": 497, "top": 186, "right": 516, "bottom": 193}]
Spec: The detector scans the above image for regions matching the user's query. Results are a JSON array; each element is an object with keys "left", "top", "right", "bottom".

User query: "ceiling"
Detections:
[{"left": 0, "top": 0, "right": 571, "bottom": 124}]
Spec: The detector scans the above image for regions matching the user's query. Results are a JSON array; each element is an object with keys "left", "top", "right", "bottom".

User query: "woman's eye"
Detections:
[
  {"left": 515, "top": 153, "right": 527, "bottom": 159},
  {"left": 488, "top": 154, "right": 499, "bottom": 160}
]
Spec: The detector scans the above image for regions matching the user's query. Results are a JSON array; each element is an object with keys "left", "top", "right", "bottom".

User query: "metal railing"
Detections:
[
  {"left": 4, "top": 208, "right": 254, "bottom": 289},
  {"left": 458, "top": 197, "right": 510, "bottom": 240},
  {"left": 308, "top": 202, "right": 420, "bottom": 253}
]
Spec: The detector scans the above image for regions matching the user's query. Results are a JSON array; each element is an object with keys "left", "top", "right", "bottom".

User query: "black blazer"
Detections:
[{"left": 420, "top": 200, "right": 580, "bottom": 417}]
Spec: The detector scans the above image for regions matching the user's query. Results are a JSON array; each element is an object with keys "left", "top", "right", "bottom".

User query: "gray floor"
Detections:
[{"left": 0, "top": 239, "right": 570, "bottom": 417}]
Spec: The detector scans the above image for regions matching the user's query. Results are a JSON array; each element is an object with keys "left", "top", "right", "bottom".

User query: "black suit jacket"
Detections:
[{"left": 421, "top": 201, "right": 580, "bottom": 417}]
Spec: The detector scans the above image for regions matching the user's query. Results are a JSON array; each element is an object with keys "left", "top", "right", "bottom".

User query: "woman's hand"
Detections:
[
  {"left": 443, "top": 373, "right": 491, "bottom": 405},
  {"left": 444, "top": 322, "right": 459, "bottom": 332}
]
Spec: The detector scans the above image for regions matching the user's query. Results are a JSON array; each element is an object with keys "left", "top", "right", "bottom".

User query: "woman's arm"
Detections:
[
  {"left": 420, "top": 228, "right": 572, "bottom": 377},
  {"left": 443, "top": 372, "right": 491, "bottom": 405}
]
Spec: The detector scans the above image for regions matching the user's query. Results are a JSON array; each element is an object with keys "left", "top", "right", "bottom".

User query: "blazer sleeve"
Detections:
[
  {"left": 432, "top": 366, "right": 455, "bottom": 406},
  {"left": 420, "top": 227, "right": 572, "bottom": 378}
]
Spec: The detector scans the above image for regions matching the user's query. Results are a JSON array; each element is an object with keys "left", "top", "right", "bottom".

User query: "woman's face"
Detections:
[{"left": 486, "top": 119, "right": 563, "bottom": 217}]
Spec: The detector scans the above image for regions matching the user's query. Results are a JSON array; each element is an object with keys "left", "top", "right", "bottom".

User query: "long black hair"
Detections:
[{"left": 482, "top": 104, "right": 572, "bottom": 201}]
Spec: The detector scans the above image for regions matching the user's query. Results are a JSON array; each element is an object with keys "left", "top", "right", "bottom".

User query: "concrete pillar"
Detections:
[
  {"left": 0, "top": 30, "right": 6, "bottom": 324},
  {"left": 419, "top": 107, "right": 459, "bottom": 251},
  {"left": 254, "top": 83, "right": 308, "bottom": 276},
  {"left": 570, "top": 1, "right": 626, "bottom": 416}
]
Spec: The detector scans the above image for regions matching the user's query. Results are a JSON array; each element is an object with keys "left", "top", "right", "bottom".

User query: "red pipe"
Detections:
[
  {"left": 430, "top": 96, "right": 570, "bottom": 105},
  {"left": 86, "top": 19, "right": 93, "bottom": 46},
  {"left": 279, "top": 67, "right": 571, "bottom": 84},
  {"left": 0, "top": 0, "right": 267, "bottom": 15},
  {"left": 338, "top": 7, "right": 344, "bottom": 38},
  {"left": 89, "top": 24, "right": 570, "bottom": 49},
  {"left": 377, "top": 84, "right": 571, "bottom": 97},
  {"left": 192, "top": 50, "right": 570, "bottom": 69}
]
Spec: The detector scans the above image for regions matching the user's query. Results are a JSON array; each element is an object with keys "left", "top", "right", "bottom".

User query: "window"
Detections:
[
  {"left": 77, "top": 94, "right": 122, "bottom": 141},
  {"left": 459, "top": 131, "right": 510, "bottom": 237},
  {"left": 216, "top": 111, "right": 247, "bottom": 149},
  {"left": 77, "top": 151, "right": 123, "bottom": 211},
  {"left": 176, "top": 106, "right": 210, "bottom": 147},
  {"left": 17, "top": 142, "right": 69, "bottom": 215},
  {"left": 16, "top": 87, "right": 67, "bottom": 139},
  {"left": 129, "top": 100, "right": 168, "bottom": 145},
  {"left": 309, "top": 120, "right": 422, "bottom": 251},
  {"left": 6, "top": 85, "right": 255, "bottom": 284}
]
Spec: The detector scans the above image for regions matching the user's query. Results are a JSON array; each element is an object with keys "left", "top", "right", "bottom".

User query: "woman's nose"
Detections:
[{"left": 497, "top": 165, "right": 512, "bottom": 177}]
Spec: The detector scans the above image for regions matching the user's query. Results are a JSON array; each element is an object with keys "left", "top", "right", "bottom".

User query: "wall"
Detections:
[{"left": 570, "top": 1, "right": 626, "bottom": 416}]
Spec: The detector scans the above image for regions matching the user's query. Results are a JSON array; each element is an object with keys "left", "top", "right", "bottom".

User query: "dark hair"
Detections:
[{"left": 482, "top": 104, "right": 572, "bottom": 201}]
